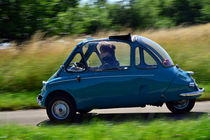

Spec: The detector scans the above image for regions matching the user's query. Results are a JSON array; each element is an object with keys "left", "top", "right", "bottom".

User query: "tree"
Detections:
[{"left": 0, "top": 0, "right": 79, "bottom": 42}]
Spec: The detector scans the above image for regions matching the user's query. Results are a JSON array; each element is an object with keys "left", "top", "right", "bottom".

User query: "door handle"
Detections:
[{"left": 77, "top": 76, "right": 81, "bottom": 83}]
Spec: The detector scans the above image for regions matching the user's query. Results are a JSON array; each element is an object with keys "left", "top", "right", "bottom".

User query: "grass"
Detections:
[
  {"left": 0, "top": 91, "right": 40, "bottom": 111},
  {"left": 0, "top": 35, "right": 76, "bottom": 92},
  {"left": 0, "top": 23, "right": 210, "bottom": 110},
  {"left": 0, "top": 115, "right": 210, "bottom": 140},
  {"left": 197, "top": 84, "right": 210, "bottom": 101}
]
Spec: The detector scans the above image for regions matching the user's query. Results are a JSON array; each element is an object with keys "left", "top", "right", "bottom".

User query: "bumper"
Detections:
[
  {"left": 37, "top": 94, "right": 43, "bottom": 105},
  {"left": 179, "top": 88, "right": 204, "bottom": 97}
]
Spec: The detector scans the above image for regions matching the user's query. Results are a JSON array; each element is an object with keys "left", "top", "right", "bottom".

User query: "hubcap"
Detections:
[
  {"left": 172, "top": 99, "right": 189, "bottom": 110},
  {"left": 51, "top": 100, "right": 70, "bottom": 120}
]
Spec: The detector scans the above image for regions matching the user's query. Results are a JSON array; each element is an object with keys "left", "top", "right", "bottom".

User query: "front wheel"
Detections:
[
  {"left": 166, "top": 99, "right": 195, "bottom": 114},
  {"left": 46, "top": 95, "right": 76, "bottom": 121}
]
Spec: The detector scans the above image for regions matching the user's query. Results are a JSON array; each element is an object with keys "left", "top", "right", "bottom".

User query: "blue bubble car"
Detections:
[{"left": 37, "top": 34, "right": 204, "bottom": 121}]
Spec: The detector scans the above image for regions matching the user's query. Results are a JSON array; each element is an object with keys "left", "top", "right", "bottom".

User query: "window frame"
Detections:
[
  {"left": 140, "top": 37, "right": 174, "bottom": 68},
  {"left": 65, "top": 52, "right": 87, "bottom": 73},
  {"left": 135, "top": 46, "right": 159, "bottom": 70}
]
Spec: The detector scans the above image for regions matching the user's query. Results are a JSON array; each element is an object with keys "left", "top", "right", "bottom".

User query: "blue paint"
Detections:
[{"left": 38, "top": 35, "right": 204, "bottom": 110}]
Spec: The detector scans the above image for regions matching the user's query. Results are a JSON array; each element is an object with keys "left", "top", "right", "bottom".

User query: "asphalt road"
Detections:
[{"left": 0, "top": 101, "right": 209, "bottom": 126}]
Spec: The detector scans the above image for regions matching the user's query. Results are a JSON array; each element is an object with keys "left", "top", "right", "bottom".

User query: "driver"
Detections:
[{"left": 99, "top": 42, "right": 119, "bottom": 70}]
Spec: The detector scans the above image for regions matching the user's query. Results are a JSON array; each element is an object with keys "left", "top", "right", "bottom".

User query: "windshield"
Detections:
[{"left": 141, "top": 37, "right": 174, "bottom": 67}]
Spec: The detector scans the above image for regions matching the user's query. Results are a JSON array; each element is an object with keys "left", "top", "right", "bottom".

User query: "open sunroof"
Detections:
[{"left": 109, "top": 33, "right": 131, "bottom": 41}]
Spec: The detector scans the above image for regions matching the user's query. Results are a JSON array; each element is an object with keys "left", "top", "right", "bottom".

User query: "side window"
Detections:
[
  {"left": 82, "top": 42, "right": 103, "bottom": 72},
  {"left": 135, "top": 48, "right": 157, "bottom": 69},
  {"left": 67, "top": 53, "right": 86, "bottom": 72},
  {"left": 113, "top": 42, "right": 130, "bottom": 67},
  {"left": 143, "top": 50, "right": 157, "bottom": 66},
  {"left": 87, "top": 52, "right": 102, "bottom": 67},
  {"left": 97, "top": 41, "right": 130, "bottom": 70},
  {"left": 135, "top": 47, "right": 140, "bottom": 65},
  {"left": 83, "top": 41, "right": 130, "bottom": 71}
]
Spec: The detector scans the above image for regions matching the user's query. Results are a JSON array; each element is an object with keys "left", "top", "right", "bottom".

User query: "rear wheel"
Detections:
[
  {"left": 46, "top": 95, "right": 76, "bottom": 121},
  {"left": 166, "top": 99, "right": 195, "bottom": 114}
]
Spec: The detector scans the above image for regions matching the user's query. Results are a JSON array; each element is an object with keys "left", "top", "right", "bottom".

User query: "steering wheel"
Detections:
[
  {"left": 67, "top": 62, "right": 85, "bottom": 72},
  {"left": 72, "top": 62, "right": 78, "bottom": 67},
  {"left": 74, "top": 62, "right": 85, "bottom": 69}
]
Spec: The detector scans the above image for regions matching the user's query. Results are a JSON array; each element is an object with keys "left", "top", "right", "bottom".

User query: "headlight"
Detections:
[{"left": 42, "top": 81, "right": 47, "bottom": 91}]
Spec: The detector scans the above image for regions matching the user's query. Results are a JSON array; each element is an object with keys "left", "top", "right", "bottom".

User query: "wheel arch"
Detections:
[{"left": 44, "top": 90, "right": 77, "bottom": 110}]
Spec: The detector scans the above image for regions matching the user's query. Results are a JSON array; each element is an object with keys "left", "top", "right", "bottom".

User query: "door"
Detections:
[
  {"left": 133, "top": 47, "right": 172, "bottom": 104},
  {"left": 71, "top": 41, "right": 141, "bottom": 109}
]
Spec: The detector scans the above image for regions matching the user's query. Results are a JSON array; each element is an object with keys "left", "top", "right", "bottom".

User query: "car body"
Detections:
[{"left": 37, "top": 34, "right": 204, "bottom": 121}]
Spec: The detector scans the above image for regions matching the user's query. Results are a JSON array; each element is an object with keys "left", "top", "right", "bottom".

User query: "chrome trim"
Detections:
[
  {"left": 187, "top": 71, "right": 194, "bottom": 75},
  {"left": 189, "top": 82, "right": 195, "bottom": 87},
  {"left": 50, "top": 79, "right": 76, "bottom": 85},
  {"left": 37, "top": 94, "right": 42, "bottom": 105},
  {"left": 82, "top": 74, "right": 154, "bottom": 80},
  {"left": 43, "top": 85, "right": 47, "bottom": 91},
  {"left": 42, "top": 81, "right": 47, "bottom": 85},
  {"left": 51, "top": 100, "right": 70, "bottom": 120},
  {"left": 49, "top": 74, "right": 154, "bottom": 85},
  {"left": 37, "top": 97, "right": 41, "bottom": 105},
  {"left": 180, "top": 88, "right": 204, "bottom": 97}
]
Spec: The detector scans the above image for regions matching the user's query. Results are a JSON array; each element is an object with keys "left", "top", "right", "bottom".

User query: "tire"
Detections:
[
  {"left": 46, "top": 95, "right": 76, "bottom": 121},
  {"left": 78, "top": 109, "right": 92, "bottom": 114},
  {"left": 166, "top": 99, "right": 196, "bottom": 114}
]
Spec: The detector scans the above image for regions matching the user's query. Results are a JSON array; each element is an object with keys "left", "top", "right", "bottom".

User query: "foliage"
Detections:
[
  {"left": 0, "top": 0, "right": 210, "bottom": 41},
  {"left": 0, "top": 116, "right": 210, "bottom": 139},
  {"left": 0, "top": 91, "right": 39, "bottom": 111},
  {"left": 0, "top": 0, "right": 78, "bottom": 41}
]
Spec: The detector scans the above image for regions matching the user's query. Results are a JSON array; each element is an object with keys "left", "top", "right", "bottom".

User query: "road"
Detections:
[{"left": 0, "top": 101, "right": 209, "bottom": 126}]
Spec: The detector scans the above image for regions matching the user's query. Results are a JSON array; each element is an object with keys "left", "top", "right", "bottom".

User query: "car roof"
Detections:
[
  {"left": 78, "top": 34, "right": 143, "bottom": 47},
  {"left": 108, "top": 34, "right": 144, "bottom": 44}
]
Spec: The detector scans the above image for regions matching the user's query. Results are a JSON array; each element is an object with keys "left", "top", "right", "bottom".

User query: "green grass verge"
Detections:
[
  {"left": 197, "top": 84, "right": 210, "bottom": 101},
  {"left": 0, "top": 84, "right": 209, "bottom": 111},
  {"left": 0, "top": 116, "right": 210, "bottom": 140},
  {"left": 0, "top": 91, "right": 40, "bottom": 111}
]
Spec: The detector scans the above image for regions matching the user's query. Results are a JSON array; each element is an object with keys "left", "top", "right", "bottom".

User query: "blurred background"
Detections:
[
  {"left": 1, "top": 0, "right": 210, "bottom": 41},
  {"left": 0, "top": 0, "right": 210, "bottom": 110},
  {"left": 0, "top": 0, "right": 210, "bottom": 139}
]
